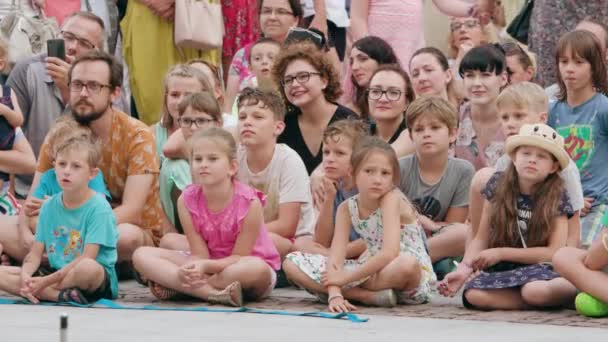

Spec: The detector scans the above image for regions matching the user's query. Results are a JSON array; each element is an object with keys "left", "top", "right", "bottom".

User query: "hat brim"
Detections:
[{"left": 505, "top": 135, "right": 569, "bottom": 171}]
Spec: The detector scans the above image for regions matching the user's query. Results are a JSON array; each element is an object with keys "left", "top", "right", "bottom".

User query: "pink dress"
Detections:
[
  {"left": 182, "top": 181, "right": 281, "bottom": 270},
  {"left": 367, "top": 0, "right": 425, "bottom": 68}
]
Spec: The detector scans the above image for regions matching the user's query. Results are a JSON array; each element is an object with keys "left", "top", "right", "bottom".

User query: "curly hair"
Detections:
[{"left": 271, "top": 42, "right": 343, "bottom": 105}]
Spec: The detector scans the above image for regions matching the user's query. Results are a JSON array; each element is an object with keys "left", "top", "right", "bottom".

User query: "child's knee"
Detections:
[
  {"left": 131, "top": 246, "right": 156, "bottom": 269},
  {"left": 71, "top": 258, "right": 104, "bottom": 281},
  {"left": 521, "top": 282, "right": 554, "bottom": 307},
  {"left": 464, "top": 289, "right": 491, "bottom": 308},
  {"left": 394, "top": 255, "right": 421, "bottom": 288}
]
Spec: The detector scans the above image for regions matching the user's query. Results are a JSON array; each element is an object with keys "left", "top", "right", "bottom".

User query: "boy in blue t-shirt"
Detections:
[{"left": 0, "top": 135, "right": 119, "bottom": 304}]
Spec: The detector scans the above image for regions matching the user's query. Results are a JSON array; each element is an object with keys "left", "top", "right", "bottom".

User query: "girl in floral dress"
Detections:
[{"left": 284, "top": 136, "right": 435, "bottom": 312}]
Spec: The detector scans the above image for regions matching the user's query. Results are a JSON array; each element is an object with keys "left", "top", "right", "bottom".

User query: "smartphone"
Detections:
[
  {"left": 47, "top": 39, "right": 66, "bottom": 61},
  {"left": 284, "top": 27, "right": 324, "bottom": 49}
]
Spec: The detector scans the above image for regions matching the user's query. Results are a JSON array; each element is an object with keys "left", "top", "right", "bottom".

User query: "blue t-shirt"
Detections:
[
  {"left": 35, "top": 192, "right": 119, "bottom": 298},
  {"left": 32, "top": 169, "right": 111, "bottom": 200},
  {"left": 548, "top": 93, "right": 608, "bottom": 207},
  {"left": 332, "top": 181, "right": 360, "bottom": 241}
]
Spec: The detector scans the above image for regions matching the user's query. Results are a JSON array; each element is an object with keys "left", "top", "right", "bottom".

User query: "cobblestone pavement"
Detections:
[{"left": 21, "top": 280, "right": 596, "bottom": 329}]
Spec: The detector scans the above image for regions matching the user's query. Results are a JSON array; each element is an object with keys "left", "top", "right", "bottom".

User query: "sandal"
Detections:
[
  {"left": 148, "top": 281, "right": 180, "bottom": 301},
  {"left": 57, "top": 288, "right": 89, "bottom": 305},
  {"left": 366, "top": 289, "right": 397, "bottom": 307},
  {"left": 208, "top": 281, "right": 243, "bottom": 307}
]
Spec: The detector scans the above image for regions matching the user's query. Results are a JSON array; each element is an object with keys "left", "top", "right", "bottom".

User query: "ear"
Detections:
[
  {"left": 550, "top": 161, "right": 560, "bottom": 174},
  {"left": 499, "top": 72, "right": 508, "bottom": 88},
  {"left": 110, "top": 86, "right": 122, "bottom": 103},
  {"left": 525, "top": 66, "right": 535, "bottom": 80},
  {"left": 448, "top": 127, "right": 458, "bottom": 143},
  {"left": 228, "top": 158, "right": 239, "bottom": 177},
  {"left": 89, "top": 167, "right": 99, "bottom": 181},
  {"left": 539, "top": 111, "right": 548, "bottom": 124},
  {"left": 445, "top": 68, "right": 453, "bottom": 84},
  {"left": 274, "top": 119, "right": 286, "bottom": 137}
]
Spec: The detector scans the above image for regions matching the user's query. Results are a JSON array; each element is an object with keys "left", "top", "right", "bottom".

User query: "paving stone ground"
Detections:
[{"left": 4, "top": 280, "right": 600, "bottom": 329}]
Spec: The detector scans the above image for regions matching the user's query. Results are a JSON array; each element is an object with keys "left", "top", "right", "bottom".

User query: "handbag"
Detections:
[
  {"left": 0, "top": 0, "right": 59, "bottom": 65},
  {"left": 506, "top": 0, "right": 534, "bottom": 45},
  {"left": 174, "top": 0, "right": 224, "bottom": 51}
]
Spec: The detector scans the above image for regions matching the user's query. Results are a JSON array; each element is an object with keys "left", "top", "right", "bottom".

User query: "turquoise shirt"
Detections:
[
  {"left": 35, "top": 193, "right": 119, "bottom": 298},
  {"left": 32, "top": 169, "right": 111, "bottom": 200}
]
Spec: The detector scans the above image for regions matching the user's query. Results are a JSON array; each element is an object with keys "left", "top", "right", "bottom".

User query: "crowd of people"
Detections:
[{"left": 0, "top": 0, "right": 607, "bottom": 319}]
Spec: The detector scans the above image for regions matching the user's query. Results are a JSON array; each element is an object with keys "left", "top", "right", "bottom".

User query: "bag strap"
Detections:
[{"left": 84, "top": 0, "right": 93, "bottom": 12}]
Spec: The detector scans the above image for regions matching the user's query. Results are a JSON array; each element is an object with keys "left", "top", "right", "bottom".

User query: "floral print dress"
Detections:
[{"left": 286, "top": 191, "right": 436, "bottom": 304}]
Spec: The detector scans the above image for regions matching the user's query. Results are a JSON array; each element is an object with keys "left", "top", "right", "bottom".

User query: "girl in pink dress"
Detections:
[
  {"left": 133, "top": 128, "right": 281, "bottom": 307},
  {"left": 349, "top": 0, "right": 493, "bottom": 69}
]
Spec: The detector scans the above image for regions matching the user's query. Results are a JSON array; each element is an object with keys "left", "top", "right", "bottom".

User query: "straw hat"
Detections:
[{"left": 505, "top": 124, "right": 569, "bottom": 170}]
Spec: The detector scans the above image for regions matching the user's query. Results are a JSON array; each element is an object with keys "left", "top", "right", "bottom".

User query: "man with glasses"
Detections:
[
  {"left": 0, "top": 50, "right": 165, "bottom": 266},
  {"left": 7, "top": 11, "right": 105, "bottom": 197}
]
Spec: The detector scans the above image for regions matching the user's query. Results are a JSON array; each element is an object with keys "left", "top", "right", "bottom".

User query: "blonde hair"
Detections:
[
  {"left": 188, "top": 127, "right": 237, "bottom": 162},
  {"left": 406, "top": 96, "right": 458, "bottom": 133},
  {"left": 496, "top": 82, "right": 548, "bottom": 114},
  {"left": 447, "top": 19, "right": 499, "bottom": 59},
  {"left": 161, "top": 65, "right": 213, "bottom": 129},
  {"left": 45, "top": 115, "right": 92, "bottom": 158},
  {"left": 54, "top": 134, "right": 101, "bottom": 168}
]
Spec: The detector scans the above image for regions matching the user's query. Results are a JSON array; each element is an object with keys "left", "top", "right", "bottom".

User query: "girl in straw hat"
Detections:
[{"left": 439, "top": 123, "right": 574, "bottom": 310}]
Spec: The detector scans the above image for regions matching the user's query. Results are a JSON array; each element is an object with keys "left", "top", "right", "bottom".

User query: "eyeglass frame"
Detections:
[
  {"left": 280, "top": 71, "right": 322, "bottom": 88},
  {"left": 61, "top": 30, "right": 96, "bottom": 50},
  {"left": 449, "top": 19, "right": 480, "bottom": 32},
  {"left": 177, "top": 117, "right": 217, "bottom": 128},
  {"left": 367, "top": 87, "right": 403, "bottom": 102},
  {"left": 69, "top": 80, "right": 113, "bottom": 94}
]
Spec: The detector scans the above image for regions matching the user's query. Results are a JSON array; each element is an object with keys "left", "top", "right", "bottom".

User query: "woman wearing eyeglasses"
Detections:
[
  {"left": 273, "top": 42, "right": 356, "bottom": 175},
  {"left": 224, "top": 0, "right": 303, "bottom": 114},
  {"left": 364, "top": 65, "right": 416, "bottom": 158}
]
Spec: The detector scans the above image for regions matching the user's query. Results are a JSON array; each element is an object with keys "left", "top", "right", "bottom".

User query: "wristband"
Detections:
[{"left": 328, "top": 294, "right": 344, "bottom": 303}]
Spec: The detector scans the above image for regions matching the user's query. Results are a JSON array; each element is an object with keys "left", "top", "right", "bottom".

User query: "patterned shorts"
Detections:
[
  {"left": 286, "top": 251, "right": 432, "bottom": 305},
  {"left": 0, "top": 192, "right": 20, "bottom": 216}
]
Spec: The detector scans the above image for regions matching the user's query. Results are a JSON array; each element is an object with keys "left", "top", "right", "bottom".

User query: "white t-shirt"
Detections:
[
  {"left": 494, "top": 154, "right": 584, "bottom": 211},
  {"left": 237, "top": 143, "right": 315, "bottom": 237},
  {"left": 300, "top": 0, "right": 349, "bottom": 27}
]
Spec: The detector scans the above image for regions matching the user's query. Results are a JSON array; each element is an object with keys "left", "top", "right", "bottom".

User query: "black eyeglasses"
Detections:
[
  {"left": 450, "top": 19, "right": 480, "bottom": 32},
  {"left": 69, "top": 80, "right": 112, "bottom": 94},
  {"left": 178, "top": 117, "right": 216, "bottom": 128},
  {"left": 367, "top": 88, "right": 403, "bottom": 101},
  {"left": 281, "top": 71, "right": 321, "bottom": 87}
]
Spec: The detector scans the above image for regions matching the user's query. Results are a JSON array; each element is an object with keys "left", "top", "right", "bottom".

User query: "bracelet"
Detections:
[{"left": 328, "top": 294, "right": 344, "bottom": 303}]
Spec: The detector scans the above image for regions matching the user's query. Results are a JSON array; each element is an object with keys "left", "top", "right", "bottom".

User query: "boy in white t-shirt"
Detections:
[{"left": 236, "top": 87, "right": 317, "bottom": 259}]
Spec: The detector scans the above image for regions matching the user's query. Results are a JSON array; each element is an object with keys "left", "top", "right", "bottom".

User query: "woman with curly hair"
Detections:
[{"left": 272, "top": 42, "right": 357, "bottom": 174}]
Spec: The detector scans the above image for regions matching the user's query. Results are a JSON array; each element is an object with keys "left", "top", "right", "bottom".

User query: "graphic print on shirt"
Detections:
[
  {"left": 50, "top": 226, "right": 83, "bottom": 259},
  {"left": 556, "top": 125, "right": 594, "bottom": 171}
]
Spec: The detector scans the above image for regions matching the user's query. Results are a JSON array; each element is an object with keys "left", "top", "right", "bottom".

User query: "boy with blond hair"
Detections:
[
  {"left": 0, "top": 135, "right": 119, "bottom": 304},
  {"left": 400, "top": 96, "right": 474, "bottom": 277}
]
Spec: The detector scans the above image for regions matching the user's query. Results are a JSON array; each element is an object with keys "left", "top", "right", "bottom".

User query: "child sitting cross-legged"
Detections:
[
  {"left": 439, "top": 124, "right": 575, "bottom": 310},
  {"left": 284, "top": 136, "right": 435, "bottom": 312},
  {"left": 132, "top": 128, "right": 280, "bottom": 307},
  {"left": 0, "top": 135, "right": 119, "bottom": 304}
]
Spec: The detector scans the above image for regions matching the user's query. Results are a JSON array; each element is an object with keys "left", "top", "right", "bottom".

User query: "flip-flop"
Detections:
[{"left": 57, "top": 288, "right": 89, "bottom": 305}]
